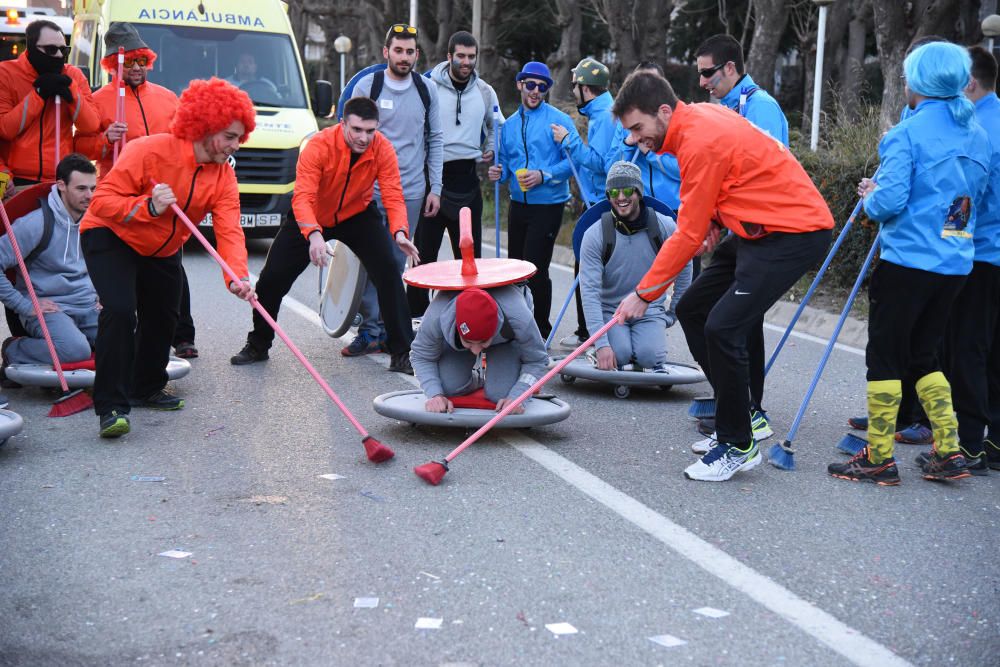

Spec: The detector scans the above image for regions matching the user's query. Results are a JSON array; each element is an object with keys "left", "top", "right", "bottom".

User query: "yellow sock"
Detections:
[
  {"left": 915, "top": 371, "right": 959, "bottom": 455},
  {"left": 867, "top": 380, "right": 902, "bottom": 463}
]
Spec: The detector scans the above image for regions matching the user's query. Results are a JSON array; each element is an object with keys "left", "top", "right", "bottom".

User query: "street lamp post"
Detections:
[
  {"left": 333, "top": 35, "right": 353, "bottom": 101},
  {"left": 983, "top": 14, "right": 1000, "bottom": 53},
  {"left": 810, "top": 0, "right": 836, "bottom": 152}
]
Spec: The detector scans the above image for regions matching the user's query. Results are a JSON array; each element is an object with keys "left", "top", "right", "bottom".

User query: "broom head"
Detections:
[
  {"left": 362, "top": 435, "right": 394, "bottom": 463},
  {"left": 48, "top": 388, "right": 93, "bottom": 418},
  {"left": 837, "top": 432, "right": 867, "bottom": 456},
  {"left": 414, "top": 460, "right": 448, "bottom": 485},
  {"left": 687, "top": 396, "right": 716, "bottom": 419},
  {"left": 767, "top": 440, "right": 796, "bottom": 471}
]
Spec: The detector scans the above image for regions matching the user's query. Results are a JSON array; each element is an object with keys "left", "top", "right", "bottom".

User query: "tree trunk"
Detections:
[
  {"left": 430, "top": 0, "right": 454, "bottom": 66},
  {"left": 640, "top": 0, "right": 673, "bottom": 68},
  {"left": 549, "top": 0, "right": 582, "bottom": 106},
  {"left": 745, "top": 0, "right": 789, "bottom": 93},
  {"left": 871, "top": 1, "right": 911, "bottom": 130},
  {"left": 841, "top": 0, "right": 871, "bottom": 122},
  {"left": 478, "top": 0, "right": 501, "bottom": 83}
]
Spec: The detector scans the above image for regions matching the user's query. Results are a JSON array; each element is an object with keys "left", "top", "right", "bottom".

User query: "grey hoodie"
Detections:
[
  {"left": 410, "top": 285, "right": 549, "bottom": 400},
  {"left": 0, "top": 185, "right": 98, "bottom": 318},
  {"left": 428, "top": 62, "right": 504, "bottom": 163}
]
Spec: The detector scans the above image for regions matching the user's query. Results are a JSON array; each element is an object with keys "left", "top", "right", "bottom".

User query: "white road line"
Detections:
[{"left": 272, "top": 287, "right": 907, "bottom": 667}]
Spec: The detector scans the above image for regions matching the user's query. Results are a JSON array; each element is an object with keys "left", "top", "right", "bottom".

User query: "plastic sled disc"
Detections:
[
  {"left": 373, "top": 389, "right": 570, "bottom": 428},
  {"left": 0, "top": 409, "right": 24, "bottom": 447},
  {"left": 571, "top": 196, "right": 677, "bottom": 260},
  {"left": 404, "top": 208, "right": 535, "bottom": 290},
  {"left": 5, "top": 356, "right": 192, "bottom": 389},
  {"left": 319, "top": 240, "right": 367, "bottom": 338},
  {"left": 554, "top": 355, "right": 705, "bottom": 399}
]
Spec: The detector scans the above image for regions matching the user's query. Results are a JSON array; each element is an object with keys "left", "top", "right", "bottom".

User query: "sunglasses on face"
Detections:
[
  {"left": 37, "top": 44, "right": 70, "bottom": 57},
  {"left": 607, "top": 187, "right": 636, "bottom": 199},
  {"left": 387, "top": 23, "right": 418, "bottom": 39},
  {"left": 522, "top": 80, "right": 549, "bottom": 93},
  {"left": 123, "top": 56, "right": 148, "bottom": 68},
  {"left": 697, "top": 62, "right": 725, "bottom": 78}
]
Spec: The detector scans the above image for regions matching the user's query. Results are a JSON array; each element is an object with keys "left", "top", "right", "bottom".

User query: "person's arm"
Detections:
[
  {"left": 481, "top": 83, "right": 504, "bottom": 157},
  {"left": 66, "top": 67, "right": 101, "bottom": 133},
  {"left": 506, "top": 294, "right": 549, "bottom": 400},
  {"left": 744, "top": 96, "right": 788, "bottom": 146},
  {"left": 87, "top": 147, "right": 161, "bottom": 226},
  {"left": 578, "top": 228, "right": 611, "bottom": 349},
  {"left": 374, "top": 138, "right": 409, "bottom": 238},
  {"left": 425, "top": 84, "right": 443, "bottom": 197},
  {"left": 207, "top": 168, "right": 250, "bottom": 288},
  {"left": 290, "top": 138, "right": 325, "bottom": 241},
  {"left": 536, "top": 114, "right": 581, "bottom": 183},
  {"left": 863, "top": 128, "right": 913, "bottom": 223},
  {"left": 0, "top": 75, "right": 43, "bottom": 141},
  {"left": 409, "top": 300, "right": 447, "bottom": 399},
  {"left": 0, "top": 219, "right": 43, "bottom": 317}
]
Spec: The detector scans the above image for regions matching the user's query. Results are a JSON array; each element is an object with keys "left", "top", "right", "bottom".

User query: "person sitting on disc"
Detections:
[
  {"left": 410, "top": 286, "right": 548, "bottom": 415},
  {"left": 579, "top": 161, "right": 691, "bottom": 372}
]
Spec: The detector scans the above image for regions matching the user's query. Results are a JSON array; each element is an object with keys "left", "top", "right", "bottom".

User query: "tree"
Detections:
[{"left": 744, "top": 0, "right": 789, "bottom": 93}]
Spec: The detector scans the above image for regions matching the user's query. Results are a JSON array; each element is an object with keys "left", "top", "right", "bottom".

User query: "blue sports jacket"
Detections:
[
  {"left": 864, "top": 99, "right": 990, "bottom": 275},
  {"left": 604, "top": 122, "right": 681, "bottom": 211},
  {"left": 496, "top": 102, "right": 580, "bottom": 205},
  {"left": 560, "top": 91, "right": 616, "bottom": 203},
  {"left": 720, "top": 73, "right": 789, "bottom": 146},
  {"left": 973, "top": 94, "right": 1000, "bottom": 266}
]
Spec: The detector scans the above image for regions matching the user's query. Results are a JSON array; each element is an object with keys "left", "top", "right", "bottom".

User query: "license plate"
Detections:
[
  {"left": 200, "top": 213, "right": 272, "bottom": 227},
  {"left": 255, "top": 214, "right": 281, "bottom": 226}
]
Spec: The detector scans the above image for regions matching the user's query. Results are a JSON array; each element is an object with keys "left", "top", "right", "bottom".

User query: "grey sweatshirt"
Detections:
[
  {"left": 410, "top": 285, "right": 549, "bottom": 400},
  {"left": 352, "top": 72, "right": 444, "bottom": 199},
  {"left": 579, "top": 211, "right": 692, "bottom": 349},
  {"left": 0, "top": 185, "right": 97, "bottom": 318},
  {"left": 427, "top": 62, "right": 504, "bottom": 163}
]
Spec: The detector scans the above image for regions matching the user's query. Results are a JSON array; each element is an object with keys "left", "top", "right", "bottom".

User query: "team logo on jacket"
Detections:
[
  {"left": 227, "top": 155, "right": 236, "bottom": 169},
  {"left": 942, "top": 196, "right": 972, "bottom": 238}
]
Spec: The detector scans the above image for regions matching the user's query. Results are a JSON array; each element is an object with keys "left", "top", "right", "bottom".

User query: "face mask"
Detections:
[{"left": 27, "top": 47, "right": 65, "bottom": 75}]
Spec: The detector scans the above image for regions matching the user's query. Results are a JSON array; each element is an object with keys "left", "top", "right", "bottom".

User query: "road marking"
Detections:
[
  {"left": 271, "top": 285, "right": 907, "bottom": 667},
  {"left": 762, "top": 322, "right": 865, "bottom": 357}
]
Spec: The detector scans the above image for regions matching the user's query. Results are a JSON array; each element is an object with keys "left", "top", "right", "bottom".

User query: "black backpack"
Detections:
[
  {"left": 600, "top": 207, "right": 664, "bottom": 265},
  {"left": 369, "top": 70, "right": 431, "bottom": 144}
]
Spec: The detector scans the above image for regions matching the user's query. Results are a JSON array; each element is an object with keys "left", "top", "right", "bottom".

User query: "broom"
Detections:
[
  {"left": 112, "top": 47, "right": 125, "bottom": 164},
  {"left": 154, "top": 181, "right": 393, "bottom": 463},
  {"left": 493, "top": 105, "right": 502, "bottom": 258},
  {"left": 0, "top": 199, "right": 93, "bottom": 417},
  {"left": 414, "top": 315, "right": 621, "bottom": 485},
  {"left": 767, "top": 235, "right": 880, "bottom": 470}
]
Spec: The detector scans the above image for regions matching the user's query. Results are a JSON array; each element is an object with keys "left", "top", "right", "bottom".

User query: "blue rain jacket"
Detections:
[
  {"left": 560, "top": 91, "right": 616, "bottom": 203},
  {"left": 972, "top": 94, "right": 1000, "bottom": 266},
  {"left": 720, "top": 73, "right": 789, "bottom": 146},
  {"left": 496, "top": 102, "right": 580, "bottom": 205}
]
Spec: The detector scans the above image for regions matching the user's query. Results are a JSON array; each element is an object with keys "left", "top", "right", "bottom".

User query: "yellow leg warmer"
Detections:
[
  {"left": 915, "top": 371, "right": 959, "bottom": 455},
  {"left": 867, "top": 380, "right": 902, "bottom": 463}
]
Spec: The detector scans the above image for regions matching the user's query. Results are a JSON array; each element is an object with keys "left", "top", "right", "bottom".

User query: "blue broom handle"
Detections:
[
  {"left": 544, "top": 274, "right": 579, "bottom": 350},
  {"left": 493, "top": 105, "right": 501, "bottom": 258},
  {"left": 563, "top": 147, "right": 598, "bottom": 207},
  {"left": 785, "top": 235, "right": 880, "bottom": 442}
]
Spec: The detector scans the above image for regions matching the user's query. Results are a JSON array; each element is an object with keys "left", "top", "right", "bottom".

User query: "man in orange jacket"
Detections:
[
  {"left": 80, "top": 78, "right": 256, "bottom": 438},
  {"left": 613, "top": 71, "right": 833, "bottom": 482},
  {"left": 0, "top": 19, "right": 100, "bottom": 195},
  {"left": 231, "top": 96, "right": 418, "bottom": 374},
  {"left": 72, "top": 23, "right": 199, "bottom": 361}
]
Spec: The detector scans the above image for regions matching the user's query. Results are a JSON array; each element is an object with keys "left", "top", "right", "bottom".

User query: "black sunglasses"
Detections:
[
  {"left": 697, "top": 62, "right": 725, "bottom": 78},
  {"left": 37, "top": 44, "right": 71, "bottom": 57},
  {"left": 522, "top": 80, "right": 549, "bottom": 93}
]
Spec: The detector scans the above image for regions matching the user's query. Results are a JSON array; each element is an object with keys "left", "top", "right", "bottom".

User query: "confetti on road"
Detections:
[
  {"left": 648, "top": 634, "right": 687, "bottom": 648},
  {"left": 317, "top": 474, "right": 345, "bottom": 481},
  {"left": 415, "top": 617, "right": 443, "bottom": 629},
  {"left": 131, "top": 475, "right": 166, "bottom": 482},
  {"left": 360, "top": 490, "right": 386, "bottom": 503},
  {"left": 419, "top": 571, "right": 440, "bottom": 580},
  {"left": 158, "top": 550, "right": 192, "bottom": 559},
  {"left": 290, "top": 593, "right": 324, "bottom": 604},
  {"left": 354, "top": 597, "right": 379, "bottom": 608},
  {"left": 545, "top": 622, "right": 578, "bottom": 635},
  {"left": 239, "top": 495, "right": 288, "bottom": 505},
  {"left": 693, "top": 607, "right": 730, "bottom": 618}
]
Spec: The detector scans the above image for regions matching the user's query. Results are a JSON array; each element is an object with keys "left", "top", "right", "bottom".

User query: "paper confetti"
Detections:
[
  {"left": 354, "top": 597, "right": 379, "bottom": 608},
  {"left": 317, "top": 474, "right": 345, "bottom": 481},
  {"left": 415, "top": 617, "right": 443, "bottom": 629},
  {"left": 545, "top": 622, "right": 578, "bottom": 635},
  {"left": 158, "top": 550, "right": 192, "bottom": 559},
  {"left": 649, "top": 634, "right": 687, "bottom": 648},
  {"left": 693, "top": 607, "right": 730, "bottom": 618}
]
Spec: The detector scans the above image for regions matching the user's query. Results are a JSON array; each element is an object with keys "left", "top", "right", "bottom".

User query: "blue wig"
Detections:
[{"left": 904, "top": 42, "right": 975, "bottom": 128}]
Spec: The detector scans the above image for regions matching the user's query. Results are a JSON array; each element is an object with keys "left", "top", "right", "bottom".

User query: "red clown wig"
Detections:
[
  {"left": 99, "top": 47, "right": 157, "bottom": 74},
  {"left": 170, "top": 77, "right": 256, "bottom": 144}
]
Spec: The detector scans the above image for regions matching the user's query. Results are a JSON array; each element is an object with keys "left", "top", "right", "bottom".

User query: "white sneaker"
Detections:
[
  {"left": 751, "top": 410, "right": 774, "bottom": 440},
  {"left": 684, "top": 442, "right": 761, "bottom": 482},
  {"left": 559, "top": 334, "right": 589, "bottom": 351},
  {"left": 691, "top": 433, "right": 718, "bottom": 455}
]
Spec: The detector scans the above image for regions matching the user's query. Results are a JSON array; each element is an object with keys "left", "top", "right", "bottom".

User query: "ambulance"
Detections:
[
  {"left": 1, "top": 6, "right": 73, "bottom": 62},
  {"left": 69, "top": 0, "right": 332, "bottom": 238}
]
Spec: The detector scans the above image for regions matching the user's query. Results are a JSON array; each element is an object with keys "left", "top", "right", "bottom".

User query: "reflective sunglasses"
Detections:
[
  {"left": 522, "top": 80, "right": 549, "bottom": 93},
  {"left": 37, "top": 44, "right": 71, "bottom": 57},
  {"left": 386, "top": 23, "right": 418, "bottom": 38},
  {"left": 607, "top": 187, "right": 637, "bottom": 199},
  {"left": 697, "top": 62, "right": 725, "bottom": 78},
  {"left": 123, "top": 56, "right": 149, "bottom": 68}
]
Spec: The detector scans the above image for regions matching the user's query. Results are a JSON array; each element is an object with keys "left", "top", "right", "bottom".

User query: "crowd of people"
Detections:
[{"left": 0, "top": 18, "right": 996, "bottom": 486}]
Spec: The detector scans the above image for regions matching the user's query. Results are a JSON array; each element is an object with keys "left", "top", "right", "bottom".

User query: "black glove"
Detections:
[{"left": 34, "top": 73, "right": 72, "bottom": 100}]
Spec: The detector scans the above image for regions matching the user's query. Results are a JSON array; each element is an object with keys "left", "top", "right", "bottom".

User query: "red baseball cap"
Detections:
[{"left": 455, "top": 289, "right": 498, "bottom": 341}]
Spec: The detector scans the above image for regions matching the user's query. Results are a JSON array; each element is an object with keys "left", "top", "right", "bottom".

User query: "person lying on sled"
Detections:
[{"left": 410, "top": 286, "right": 548, "bottom": 415}]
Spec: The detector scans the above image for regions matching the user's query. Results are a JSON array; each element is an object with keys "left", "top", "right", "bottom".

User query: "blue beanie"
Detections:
[{"left": 904, "top": 42, "right": 975, "bottom": 128}]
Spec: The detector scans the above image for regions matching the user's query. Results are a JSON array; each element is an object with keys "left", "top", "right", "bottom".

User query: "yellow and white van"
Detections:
[{"left": 69, "top": 0, "right": 332, "bottom": 238}]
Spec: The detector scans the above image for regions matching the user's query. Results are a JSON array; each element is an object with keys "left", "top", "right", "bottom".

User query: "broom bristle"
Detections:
[
  {"left": 362, "top": 436, "right": 395, "bottom": 463},
  {"left": 48, "top": 389, "right": 93, "bottom": 418},
  {"left": 687, "top": 397, "right": 716, "bottom": 419},
  {"left": 414, "top": 460, "right": 448, "bottom": 485},
  {"left": 836, "top": 433, "right": 867, "bottom": 456},
  {"left": 767, "top": 441, "right": 796, "bottom": 471}
]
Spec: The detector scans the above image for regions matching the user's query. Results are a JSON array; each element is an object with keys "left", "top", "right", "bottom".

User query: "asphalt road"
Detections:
[{"left": 1, "top": 237, "right": 997, "bottom": 667}]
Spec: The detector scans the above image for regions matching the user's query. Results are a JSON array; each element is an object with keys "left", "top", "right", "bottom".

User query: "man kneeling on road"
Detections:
[
  {"left": 579, "top": 161, "right": 690, "bottom": 372},
  {"left": 0, "top": 154, "right": 98, "bottom": 374},
  {"left": 410, "top": 287, "right": 548, "bottom": 414}
]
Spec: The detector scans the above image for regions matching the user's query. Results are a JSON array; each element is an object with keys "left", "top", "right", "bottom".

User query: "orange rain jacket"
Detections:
[
  {"left": 292, "top": 123, "right": 408, "bottom": 241},
  {"left": 80, "top": 133, "right": 249, "bottom": 286},
  {"left": 635, "top": 102, "right": 834, "bottom": 302},
  {"left": 0, "top": 52, "right": 101, "bottom": 182},
  {"left": 74, "top": 79, "right": 179, "bottom": 179}
]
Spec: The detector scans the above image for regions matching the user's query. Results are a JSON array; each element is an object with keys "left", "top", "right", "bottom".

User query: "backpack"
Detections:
[
  {"left": 600, "top": 207, "right": 664, "bottom": 265},
  {"left": 23, "top": 197, "right": 56, "bottom": 268},
  {"left": 369, "top": 70, "right": 432, "bottom": 144}
]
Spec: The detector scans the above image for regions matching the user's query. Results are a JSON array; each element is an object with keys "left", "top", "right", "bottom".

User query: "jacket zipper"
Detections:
[
  {"left": 333, "top": 157, "right": 355, "bottom": 225},
  {"left": 647, "top": 163, "right": 655, "bottom": 197},
  {"left": 519, "top": 108, "right": 529, "bottom": 204},
  {"left": 133, "top": 87, "right": 150, "bottom": 134},
  {"left": 150, "top": 166, "right": 202, "bottom": 256}
]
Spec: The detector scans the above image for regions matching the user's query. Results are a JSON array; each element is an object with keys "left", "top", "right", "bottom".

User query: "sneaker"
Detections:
[
  {"left": 916, "top": 450, "right": 987, "bottom": 476},
  {"left": 691, "top": 432, "right": 718, "bottom": 455},
  {"left": 341, "top": 331, "right": 384, "bottom": 357},
  {"left": 684, "top": 441, "right": 761, "bottom": 482},
  {"left": 650, "top": 363, "right": 668, "bottom": 374},
  {"left": 129, "top": 388, "right": 184, "bottom": 411},
  {"left": 0, "top": 336, "right": 21, "bottom": 389},
  {"left": 920, "top": 450, "right": 971, "bottom": 481},
  {"left": 388, "top": 351, "right": 413, "bottom": 375},
  {"left": 827, "top": 446, "right": 900, "bottom": 485},
  {"left": 173, "top": 341, "right": 199, "bottom": 359},
  {"left": 895, "top": 422, "right": 933, "bottom": 445},
  {"left": 697, "top": 418, "right": 715, "bottom": 437},
  {"left": 986, "top": 439, "right": 1000, "bottom": 471},
  {"left": 99, "top": 410, "right": 131, "bottom": 438},
  {"left": 847, "top": 415, "right": 868, "bottom": 430},
  {"left": 230, "top": 341, "right": 269, "bottom": 365},
  {"left": 750, "top": 410, "right": 774, "bottom": 441},
  {"left": 692, "top": 416, "right": 771, "bottom": 455},
  {"left": 558, "top": 334, "right": 588, "bottom": 350}
]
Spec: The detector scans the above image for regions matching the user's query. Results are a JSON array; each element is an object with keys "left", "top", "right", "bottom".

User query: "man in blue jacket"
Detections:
[
  {"left": 828, "top": 42, "right": 990, "bottom": 485},
  {"left": 488, "top": 61, "right": 581, "bottom": 338}
]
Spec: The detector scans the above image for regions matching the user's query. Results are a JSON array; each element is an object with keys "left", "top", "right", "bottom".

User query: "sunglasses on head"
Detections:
[
  {"left": 607, "top": 187, "right": 636, "bottom": 199},
  {"left": 37, "top": 44, "right": 71, "bottom": 57},
  {"left": 123, "top": 56, "right": 148, "bottom": 68},
  {"left": 387, "top": 23, "right": 418, "bottom": 38},
  {"left": 522, "top": 80, "right": 549, "bottom": 93},
  {"left": 697, "top": 62, "right": 725, "bottom": 78}
]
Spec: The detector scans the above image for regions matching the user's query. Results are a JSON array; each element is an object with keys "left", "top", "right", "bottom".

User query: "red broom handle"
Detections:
[
  {"left": 54, "top": 96, "right": 61, "bottom": 165},
  {"left": 112, "top": 47, "right": 124, "bottom": 164},
  {"left": 442, "top": 315, "right": 622, "bottom": 463},
  {"left": 0, "top": 200, "right": 70, "bottom": 392},
  {"left": 151, "top": 181, "right": 371, "bottom": 438}
]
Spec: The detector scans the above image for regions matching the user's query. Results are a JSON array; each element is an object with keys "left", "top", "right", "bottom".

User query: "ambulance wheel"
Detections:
[
  {"left": 560, "top": 374, "right": 575, "bottom": 384},
  {"left": 613, "top": 385, "right": 630, "bottom": 399}
]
